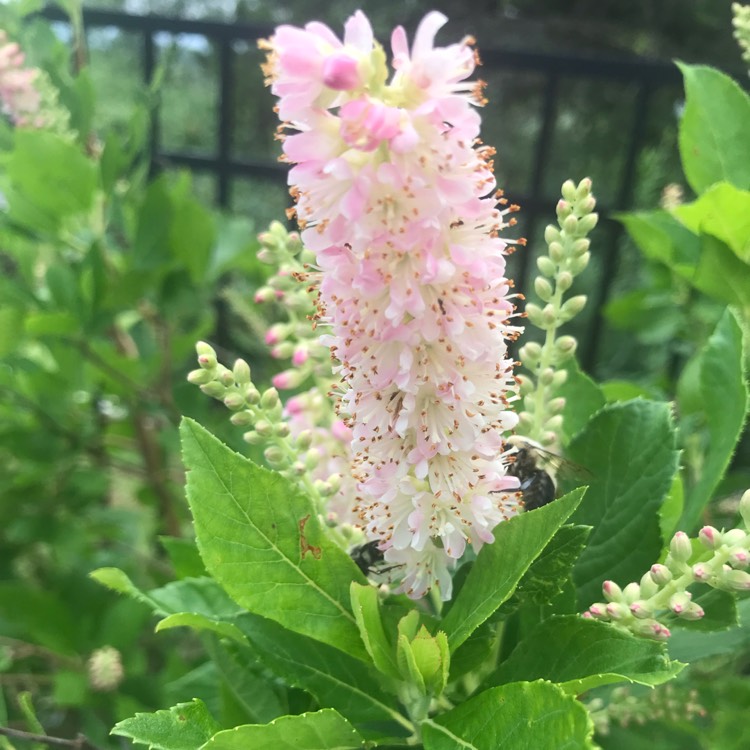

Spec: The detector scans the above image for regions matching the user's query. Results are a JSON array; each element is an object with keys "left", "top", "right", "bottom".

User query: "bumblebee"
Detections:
[{"left": 349, "top": 540, "right": 386, "bottom": 575}]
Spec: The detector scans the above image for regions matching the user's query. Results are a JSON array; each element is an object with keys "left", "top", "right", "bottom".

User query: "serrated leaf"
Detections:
[
  {"left": 200, "top": 709, "right": 364, "bottom": 750},
  {"left": 180, "top": 418, "right": 368, "bottom": 661},
  {"left": 421, "top": 681, "right": 594, "bottom": 750},
  {"left": 237, "top": 612, "right": 411, "bottom": 737},
  {"left": 674, "top": 182, "right": 750, "bottom": 262},
  {"left": 485, "top": 616, "right": 682, "bottom": 694},
  {"left": 692, "top": 234, "right": 750, "bottom": 308},
  {"left": 112, "top": 699, "right": 221, "bottom": 750},
  {"left": 558, "top": 360, "right": 606, "bottom": 444},
  {"left": 566, "top": 400, "right": 679, "bottom": 607},
  {"left": 90, "top": 568, "right": 167, "bottom": 614},
  {"left": 678, "top": 309, "right": 748, "bottom": 530},
  {"left": 441, "top": 488, "right": 584, "bottom": 652},
  {"left": 677, "top": 63, "right": 750, "bottom": 193},
  {"left": 155, "top": 613, "right": 248, "bottom": 644}
]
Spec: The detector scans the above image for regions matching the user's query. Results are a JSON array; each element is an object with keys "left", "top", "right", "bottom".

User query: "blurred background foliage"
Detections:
[{"left": 0, "top": 0, "right": 747, "bottom": 748}]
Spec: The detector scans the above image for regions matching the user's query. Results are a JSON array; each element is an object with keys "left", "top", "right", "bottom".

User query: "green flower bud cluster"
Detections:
[
  {"left": 586, "top": 490, "right": 750, "bottom": 640},
  {"left": 587, "top": 684, "right": 705, "bottom": 737},
  {"left": 254, "top": 221, "right": 331, "bottom": 388},
  {"left": 517, "top": 178, "right": 598, "bottom": 448},
  {"left": 187, "top": 341, "right": 340, "bottom": 500},
  {"left": 733, "top": 3, "right": 750, "bottom": 70}
]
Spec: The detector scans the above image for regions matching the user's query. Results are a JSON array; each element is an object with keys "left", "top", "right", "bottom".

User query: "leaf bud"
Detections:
[
  {"left": 196, "top": 341, "right": 217, "bottom": 369},
  {"left": 650, "top": 564, "right": 672, "bottom": 585},
  {"left": 200, "top": 381, "right": 226, "bottom": 399},
  {"left": 223, "top": 391, "right": 246, "bottom": 411},
  {"left": 232, "top": 358, "right": 251, "bottom": 385},
  {"left": 187, "top": 368, "right": 213, "bottom": 385},
  {"left": 670, "top": 531, "right": 693, "bottom": 562},
  {"left": 534, "top": 276, "right": 554, "bottom": 302},
  {"left": 537, "top": 255, "right": 556, "bottom": 277}
]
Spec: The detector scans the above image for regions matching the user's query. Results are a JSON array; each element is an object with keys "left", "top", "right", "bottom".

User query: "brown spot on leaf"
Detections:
[{"left": 299, "top": 514, "right": 321, "bottom": 559}]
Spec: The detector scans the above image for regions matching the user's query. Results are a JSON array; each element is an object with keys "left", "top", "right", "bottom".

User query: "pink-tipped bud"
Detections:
[
  {"left": 292, "top": 346, "right": 309, "bottom": 366},
  {"left": 322, "top": 52, "right": 361, "bottom": 90},
  {"left": 728, "top": 548, "right": 750, "bottom": 568},
  {"left": 668, "top": 592, "right": 692, "bottom": 615},
  {"left": 603, "top": 580, "right": 623, "bottom": 602},
  {"left": 582, "top": 610, "right": 592, "bottom": 618},
  {"left": 692, "top": 563, "right": 711, "bottom": 582},
  {"left": 678, "top": 603, "right": 704, "bottom": 621},
  {"left": 630, "top": 601, "right": 654, "bottom": 619},
  {"left": 699, "top": 526, "right": 721, "bottom": 549},
  {"left": 255, "top": 287, "right": 277, "bottom": 304},
  {"left": 650, "top": 564, "right": 672, "bottom": 586},
  {"left": 723, "top": 529, "right": 747, "bottom": 547},
  {"left": 632, "top": 619, "right": 671, "bottom": 641},
  {"left": 606, "top": 602, "right": 627, "bottom": 620},
  {"left": 272, "top": 369, "right": 305, "bottom": 390},
  {"left": 722, "top": 569, "right": 750, "bottom": 591},
  {"left": 587, "top": 603, "right": 607, "bottom": 619},
  {"left": 670, "top": 531, "right": 693, "bottom": 562}
]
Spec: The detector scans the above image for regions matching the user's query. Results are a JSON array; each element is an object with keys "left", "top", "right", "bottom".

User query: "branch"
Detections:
[{"left": 0, "top": 727, "right": 100, "bottom": 750}]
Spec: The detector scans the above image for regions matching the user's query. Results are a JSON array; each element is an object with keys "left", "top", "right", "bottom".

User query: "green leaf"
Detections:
[
  {"left": 421, "top": 681, "right": 594, "bottom": 750},
  {"left": 659, "top": 473, "right": 684, "bottom": 542},
  {"left": 678, "top": 309, "right": 748, "bottom": 530},
  {"left": 237, "top": 612, "right": 411, "bottom": 737},
  {"left": 677, "top": 63, "right": 750, "bottom": 193},
  {"left": 601, "top": 380, "right": 657, "bottom": 403},
  {"left": 498, "top": 524, "right": 592, "bottom": 617},
  {"left": 159, "top": 536, "right": 208, "bottom": 579},
  {"left": 113, "top": 699, "right": 221, "bottom": 750},
  {"left": 485, "top": 616, "right": 682, "bottom": 694},
  {"left": 691, "top": 234, "right": 750, "bottom": 308},
  {"left": 132, "top": 176, "right": 174, "bottom": 272},
  {"left": 674, "top": 182, "right": 750, "bottom": 262},
  {"left": 200, "top": 709, "right": 364, "bottom": 750},
  {"left": 617, "top": 210, "right": 700, "bottom": 270},
  {"left": 441, "top": 488, "right": 584, "bottom": 652},
  {"left": 567, "top": 400, "right": 679, "bottom": 607},
  {"left": 155, "top": 613, "right": 248, "bottom": 644},
  {"left": 180, "top": 418, "right": 368, "bottom": 662},
  {"left": 558, "top": 360, "right": 606, "bottom": 445},
  {"left": 5, "top": 130, "right": 97, "bottom": 233},
  {"left": 0, "top": 307, "right": 24, "bottom": 356},
  {"left": 350, "top": 583, "right": 401, "bottom": 680}
]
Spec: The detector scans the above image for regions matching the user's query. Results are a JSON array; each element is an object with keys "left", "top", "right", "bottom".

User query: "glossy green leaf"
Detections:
[
  {"left": 201, "top": 709, "right": 364, "bottom": 750},
  {"left": 0, "top": 307, "right": 24, "bottom": 356},
  {"left": 237, "top": 612, "right": 410, "bottom": 737},
  {"left": 168, "top": 175, "right": 215, "bottom": 283},
  {"left": 112, "top": 699, "right": 221, "bottom": 750},
  {"left": 617, "top": 210, "right": 700, "bottom": 271},
  {"left": 678, "top": 309, "right": 748, "bottom": 530},
  {"left": 674, "top": 182, "right": 750, "bottom": 262},
  {"left": 485, "top": 616, "right": 682, "bottom": 694},
  {"left": 441, "top": 488, "right": 584, "bottom": 651},
  {"left": 350, "top": 582, "right": 401, "bottom": 680},
  {"left": 567, "top": 400, "right": 679, "bottom": 607},
  {"left": 180, "top": 418, "right": 368, "bottom": 661},
  {"left": 692, "top": 234, "right": 750, "bottom": 308},
  {"left": 422, "top": 681, "right": 594, "bottom": 750},
  {"left": 677, "top": 63, "right": 750, "bottom": 193}
]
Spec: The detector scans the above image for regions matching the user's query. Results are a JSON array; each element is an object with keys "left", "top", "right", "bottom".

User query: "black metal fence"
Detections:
[{"left": 40, "top": 5, "right": 686, "bottom": 370}]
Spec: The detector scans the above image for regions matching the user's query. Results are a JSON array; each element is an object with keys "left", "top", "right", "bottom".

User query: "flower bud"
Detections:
[
  {"left": 291, "top": 460, "right": 307, "bottom": 476},
  {"left": 639, "top": 571, "right": 659, "bottom": 598},
  {"left": 243, "top": 430, "right": 262, "bottom": 445},
  {"left": 578, "top": 195, "right": 596, "bottom": 214},
  {"left": 542, "top": 303, "right": 557, "bottom": 327},
  {"left": 556, "top": 270, "right": 573, "bottom": 292},
  {"left": 728, "top": 547, "right": 749, "bottom": 568},
  {"left": 200, "top": 381, "right": 226, "bottom": 399},
  {"left": 650, "top": 564, "right": 672, "bottom": 585},
  {"left": 699, "top": 526, "right": 721, "bottom": 550},
  {"left": 632, "top": 619, "right": 671, "bottom": 641},
  {"left": 630, "top": 600, "right": 655, "bottom": 619},
  {"left": 603, "top": 580, "right": 623, "bottom": 602},
  {"left": 272, "top": 368, "right": 306, "bottom": 390},
  {"left": 544, "top": 225, "right": 562, "bottom": 245},
  {"left": 264, "top": 445, "right": 287, "bottom": 467},
  {"left": 275, "top": 422, "right": 291, "bottom": 438},
  {"left": 295, "top": 430, "right": 314, "bottom": 450},
  {"left": 561, "top": 180, "right": 577, "bottom": 202},
  {"left": 537, "top": 255, "right": 556, "bottom": 277},
  {"left": 230, "top": 410, "right": 254, "bottom": 427},
  {"left": 551, "top": 370, "right": 568, "bottom": 387},
  {"left": 232, "top": 358, "right": 251, "bottom": 385},
  {"left": 740, "top": 490, "right": 750, "bottom": 529},
  {"left": 524, "top": 302, "right": 545, "bottom": 328},
  {"left": 559, "top": 295, "right": 587, "bottom": 322},
  {"left": 519, "top": 341, "right": 542, "bottom": 367},
  {"left": 254, "top": 419, "right": 274, "bottom": 437},
  {"left": 587, "top": 603, "right": 607, "bottom": 619},
  {"left": 245, "top": 386, "right": 261, "bottom": 405},
  {"left": 516, "top": 374, "right": 535, "bottom": 395},
  {"left": 622, "top": 582, "right": 641, "bottom": 604},
  {"left": 196, "top": 341, "right": 217, "bottom": 369},
  {"left": 562, "top": 214, "right": 579, "bottom": 235},
  {"left": 254, "top": 286, "right": 277, "bottom": 303},
  {"left": 723, "top": 529, "right": 747, "bottom": 547},
  {"left": 578, "top": 213, "right": 599, "bottom": 234},
  {"left": 670, "top": 531, "right": 693, "bottom": 562},
  {"left": 539, "top": 367, "right": 555, "bottom": 386},
  {"left": 668, "top": 592, "right": 692, "bottom": 615},
  {"left": 572, "top": 238, "right": 590, "bottom": 256},
  {"left": 218, "top": 368, "right": 235, "bottom": 387},
  {"left": 187, "top": 368, "right": 213, "bottom": 385},
  {"left": 692, "top": 563, "right": 711, "bottom": 582},
  {"left": 606, "top": 602, "right": 627, "bottom": 620},
  {"left": 271, "top": 341, "right": 295, "bottom": 360},
  {"left": 721, "top": 569, "right": 750, "bottom": 591},
  {"left": 554, "top": 335, "right": 577, "bottom": 356},
  {"left": 534, "top": 276, "right": 554, "bottom": 302},
  {"left": 568, "top": 253, "right": 590, "bottom": 276},
  {"left": 548, "top": 397, "right": 566, "bottom": 414},
  {"left": 556, "top": 200, "right": 572, "bottom": 221},
  {"left": 548, "top": 241, "right": 565, "bottom": 263},
  {"left": 223, "top": 391, "right": 246, "bottom": 411},
  {"left": 261, "top": 387, "right": 280, "bottom": 410},
  {"left": 678, "top": 603, "right": 704, "bottom": 621}
]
